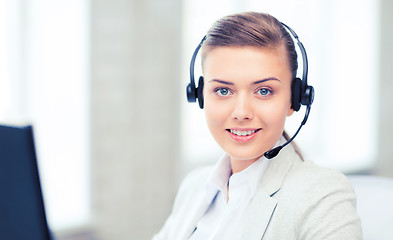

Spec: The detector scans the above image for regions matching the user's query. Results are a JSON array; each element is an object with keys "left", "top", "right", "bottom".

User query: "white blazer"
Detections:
[{"left": 153, "top": 141, "right": 362, "bottom": 240}]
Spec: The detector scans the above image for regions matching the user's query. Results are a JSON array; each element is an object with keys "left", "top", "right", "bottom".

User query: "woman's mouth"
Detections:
[{"left": 226, "top": 128, "right": 261, "bottom": 143}]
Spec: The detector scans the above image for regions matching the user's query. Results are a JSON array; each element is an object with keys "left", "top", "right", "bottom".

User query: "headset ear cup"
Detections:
[
  {"left": 197, "top": 76, "right": 204, "bottom": 109},
  {"left": 291, "top": 78, "right": 302, "bottom": 111},
  {"left": 302, "top": 85, "right": 315, "bottom": 106},
  {"left": 186, "top": 83, "right": 196, "bottom": 102}
]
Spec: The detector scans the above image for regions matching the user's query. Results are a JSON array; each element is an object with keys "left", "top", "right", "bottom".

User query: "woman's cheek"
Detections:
[{"left": 261, "top": 102, "right": 288, "bottom": 127}]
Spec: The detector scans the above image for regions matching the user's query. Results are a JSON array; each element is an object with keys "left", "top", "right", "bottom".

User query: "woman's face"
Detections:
[{"left": 203, "top": 45, "right": 294, "bottom": 163}]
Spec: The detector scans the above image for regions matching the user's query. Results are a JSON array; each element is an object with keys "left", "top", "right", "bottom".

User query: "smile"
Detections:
[
  {"left": 230, "top": 129, "right": 258, "bottom": 136},
  {"left": 226, "top": 128, "right": 261, "bottom": 143}
]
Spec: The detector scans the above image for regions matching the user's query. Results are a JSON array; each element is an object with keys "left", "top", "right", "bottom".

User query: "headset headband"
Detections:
[
  {"left": 187, "top": 21, "right": 314, "bottom": 109},
  {"left": 186, "top": 20, "right": 315, "bottom": 159},
  {"left": 280, "top": 22, "right": 308, "bottom": 87}
]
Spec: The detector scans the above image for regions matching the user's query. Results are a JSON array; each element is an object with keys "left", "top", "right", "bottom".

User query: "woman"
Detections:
[{"left": 153, "top": 12, "right": 362, "bottom": 239}]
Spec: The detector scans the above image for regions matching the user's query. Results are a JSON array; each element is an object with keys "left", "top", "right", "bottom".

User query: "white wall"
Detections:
[
  {"left": 377, "top": 0, "right": 393, "bottom": 177},
  {"left": 90, "top": 0, "right": 182, "bottom": 239}
]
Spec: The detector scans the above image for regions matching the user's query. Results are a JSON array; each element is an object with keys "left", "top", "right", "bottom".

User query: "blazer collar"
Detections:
[
  {"left": 182, "top": 137, "right": 299, "bottom": 240},
  {"left": 259, "top": 137, "right": 298, "bottom": 197},
  {"left": 178, "top": 191, "right": 213, "bottom": 240},
  {"left": 241, "top": 137, "right": 298, "bottom": 239}
]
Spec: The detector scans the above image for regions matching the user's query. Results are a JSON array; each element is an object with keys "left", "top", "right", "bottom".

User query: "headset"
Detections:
[{"left": 186, "top": 22, "right": 315, "bottom": 159}]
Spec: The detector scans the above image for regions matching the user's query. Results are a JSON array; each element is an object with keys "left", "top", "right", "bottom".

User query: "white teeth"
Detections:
[{"left": 230, "top": 129, "right": 256, "bottom": 136}]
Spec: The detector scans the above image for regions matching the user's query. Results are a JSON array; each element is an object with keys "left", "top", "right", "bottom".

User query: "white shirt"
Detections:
[{"left": 189, "top": 154, "right": 271, "bottom": 240}]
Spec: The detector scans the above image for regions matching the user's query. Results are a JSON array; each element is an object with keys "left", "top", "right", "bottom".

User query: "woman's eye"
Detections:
[
  {"left": 257, "top": 88, "right": 272, "bottom": 96},
  {"left": 215, "top": 88, "right": 231, "bottom": 96}
]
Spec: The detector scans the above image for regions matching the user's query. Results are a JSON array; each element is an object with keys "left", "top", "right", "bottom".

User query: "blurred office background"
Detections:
[{"left": 0, "top": 0, "right": 392, "bottom": 239}]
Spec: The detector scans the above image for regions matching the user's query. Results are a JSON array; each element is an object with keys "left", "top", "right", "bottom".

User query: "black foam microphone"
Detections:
[{"left": 264, "top": 104, "right": 311, "bottom": 159}]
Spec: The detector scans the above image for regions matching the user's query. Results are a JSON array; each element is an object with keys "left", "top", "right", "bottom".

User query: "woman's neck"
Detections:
[{"left": 230, "top": 158, "right": 259, "bottom": 174}]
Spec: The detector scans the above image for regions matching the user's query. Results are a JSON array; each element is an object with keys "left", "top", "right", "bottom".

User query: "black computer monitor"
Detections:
[{"left": 0, "top": 125, "right": 51, "bottom": 240}]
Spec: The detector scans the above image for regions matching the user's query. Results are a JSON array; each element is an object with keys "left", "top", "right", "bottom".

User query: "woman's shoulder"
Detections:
[
  {"left": 179, "top": 165, "right": 213, "bottom": 189},
  {"left": 273, "top": 158, "right": 362, "bottom": 239},
  {"left": 288, "top": 158, "right": 353, "bottom": 191},
  {"left": 173, "top": 165, "right": 214, "bottom": 204},
  {"left": 184, "top": 165, "right": 213, "bottom": 181},
  {"left": 279, "top": 157, "right": 358, "bottom": 216},
  {"left": 272, "top": 140, "right": 353, "bottom": 193}
]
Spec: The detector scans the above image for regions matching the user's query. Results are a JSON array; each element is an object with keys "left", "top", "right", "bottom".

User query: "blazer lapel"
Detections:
[
  {"left": 241, "top": 138, "right": 298, "bottom": 239},
  {"left": 241, "top": 189, "right": 278, "bottom": 239}
]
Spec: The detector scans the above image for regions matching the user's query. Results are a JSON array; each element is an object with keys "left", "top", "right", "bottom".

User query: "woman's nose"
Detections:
[{"left": 231, "top": 94, "right": 254, "bottom": 121}]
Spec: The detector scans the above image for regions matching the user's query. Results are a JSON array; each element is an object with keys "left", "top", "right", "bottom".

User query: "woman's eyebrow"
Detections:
[
  {"left": 209, "top": 79, "right": 234, "bottom": 85},
  {"left": 253, "top": 77, "right": 280, "bottom": 85},
  {"left": 209, "top": 78, "right": 280, "bottom": 85}
]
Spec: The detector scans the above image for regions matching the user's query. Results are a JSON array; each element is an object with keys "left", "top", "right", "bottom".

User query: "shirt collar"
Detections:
[
  {"left": 205, "top": 154, "right": 232, "bottom": 204},
  {"left": 230, "top": 156, "right": 270, "bottom": 200},
  {"left": 204, "top": 154, "right": 271, "bottom": 205}
]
